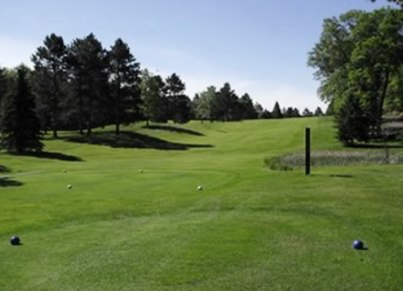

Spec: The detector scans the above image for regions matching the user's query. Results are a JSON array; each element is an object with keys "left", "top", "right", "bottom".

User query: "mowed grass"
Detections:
[{"left": 1, "top": 117, "right": 403, "bottom": 290}]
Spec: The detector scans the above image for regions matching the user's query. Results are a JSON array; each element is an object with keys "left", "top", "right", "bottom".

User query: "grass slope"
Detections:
[{"left": 1, "top": 117, "right": 403, "bottom": 290}]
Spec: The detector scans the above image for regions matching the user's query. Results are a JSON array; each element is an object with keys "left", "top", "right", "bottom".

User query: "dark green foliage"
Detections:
[
  {"left": 308, "top": 8, "right": 403, "bottom": 143},
  {"left": 239, "top": 94, "right": 258, "bottom": 119},
  {"left": 260, "top": 109, "right": 272, "bottom": 119},
  {"left": 165, "top": 73, "right": 191, "bottom": 123},
  {"left": 302, "top": 108, "right": 313, "bottom": 117},
  {"left": 168, "top": 94, "right": 192, "bottom": 124},
  {"left": 371, "top": 0, "right": 403, "bottom": 8},
  {"left": 314, "top": 107, "right": 324, "bottom": 116},
  {"left": 1, "top": 67, "right": 43, "bottom": 153},
  {"left": 31, "top": 34, "right": 67, "bottom": 138},
  {"left": 66, "top": 34, "right": 109, "bottom": 135},
  {"left": 335, "top": 94, "right": 371, "bottom": 145},
  {"left": 108, "top": 38, "right": 141, "bottom": 134},
  {"left": 283, "top": 107, "right": 300, "bottom": 118},
  {"left": 215, "top": 82, "right": 242, "bottom": 121},
  {"left": 271, "top": 101, "right": 283, "bottom": 118}
]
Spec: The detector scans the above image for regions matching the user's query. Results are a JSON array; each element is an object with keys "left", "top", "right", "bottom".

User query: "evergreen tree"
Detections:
[
  {"left": 271, "top": 101, "right": 283, "bottom": 118},
  {"left": 302, "top": 108, "right": 314, "bottom": 117},
  {"left": 165, "top": 73, "right": 191, "bottom": 123},
  {"left": 0, "top": 67, "right": 6, "bottom": 116},
  {"left": 109, "top": 38, "right": 141, "bottom": 134},
  {"left": 216, "top": 82, "right": 241, "bottom": 121},
  {"left": 239, "top": 93, "right": 258, "bottom": 119},
  {"left": 1, "top": 67, "right": 43, "bottom": 153},
  {"left": 314, "top": 107, "right": 324, "bottom": 116},
  {"left": 31, "top": 33, "right": 67, "bottom": 138},
  {"left": 66, "top": 33, "right": 109, "bottom": 135}
]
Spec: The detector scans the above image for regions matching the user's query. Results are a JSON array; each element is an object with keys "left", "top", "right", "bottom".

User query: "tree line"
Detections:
[
  {"left": 0, "top": 33, "right": 322, "bottom": 153},
  {"left": 308, "top": 6, "right": 403, "bottom": 145}
]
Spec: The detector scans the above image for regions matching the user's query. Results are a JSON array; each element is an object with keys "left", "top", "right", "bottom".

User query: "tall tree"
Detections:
[
  {"left": 31, "top": 34, "right": 67, "bottom": 138},
  {"left": 215, "top": 82, "right": 241, "bottom": 121},
  {"left": 308, "top": 8, "right": 403, "bottom": 143},
  {"left": 66, "top": 34, "right": 109, "bottom": 135},
  {"left": 0, "top": 67, "right": 6, "bottom": 113},
  {"left": 193, "top": 86, "right": 217, "bottom": 122},
  {"left": 1, "top": 66, "right": 43, "bottom": 153},
  {"left": 140, "top": 70, "right": 167, "bottom": 125},
  {"left": 239, "top": 93, "right": 258, "bottom": 119},
  {"left": 165, "top": 73, "right": 191, "bottom": 123},
  {"left": 108, "top": 38, "right": 141, "bottom": 134}
]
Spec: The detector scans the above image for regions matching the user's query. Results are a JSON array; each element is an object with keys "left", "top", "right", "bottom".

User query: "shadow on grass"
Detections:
[
  {"left": 0, "top": 165, "right": 11, "bottom": 173},
  {"left": 0, "top": 177, "right": 23, "bottom": 187},
  {"left": 143, "top": 124, "right": 204, "bottom": 136},
  {"left": 330, "top": 174, "right": 354, "bottom": 178},
  {"left": 350, "top": 143, "right": 403, "bottom": 149},
  {"left": 64, "top": 131, "right": 213, "bottom": 150},
  {"left": 11, "top": 151, "right": 83, "bottom": 162}
]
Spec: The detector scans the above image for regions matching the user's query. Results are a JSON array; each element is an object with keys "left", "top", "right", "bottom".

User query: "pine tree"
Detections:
[
  {"left": 271, "top": 101, "right": 283, "bottom": 118},
  {"left": 66, "top": 33, "right": 109, "bottom": 135},
  {"left": 31, "top": 34, "right": 67, "bottom": 138},
  {"left": 109, "top": 38, "right": 141, "bottom": 134},
  {"left": 1, "top": 67, "right": 43, "bottom": 153}
]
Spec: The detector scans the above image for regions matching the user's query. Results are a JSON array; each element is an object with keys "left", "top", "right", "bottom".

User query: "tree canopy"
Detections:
[{"left": 308, "top": 7, "right": 403, "bottom": 144}]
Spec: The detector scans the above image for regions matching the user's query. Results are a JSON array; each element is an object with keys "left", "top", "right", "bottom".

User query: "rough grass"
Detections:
[
  {"left": 1, "top": 117, "right": 403, "bottom": 290},
  {"left": 266, "top": 149, "right": 403, "bottom": 170}
]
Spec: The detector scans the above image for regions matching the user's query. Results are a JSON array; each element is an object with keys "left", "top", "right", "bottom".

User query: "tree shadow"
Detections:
[
  {"left": 143, "top": 124, "right": 204, "bottom": 136},
  {"left": 329, "top": 174, "right": 354, "bottom": 178},
  {"left": 64, "top": 131, "right": 213, "bottom": 150},
  {"left": 11, "top": 151, "right": 83, "bottom": 162},
  {"left": 350, "top": 143, "right": 403, "bottom": 149},
  {"left": 0, "top": 165, "right": 11, "bottom": 173},
  {"left": 0, "top": 177, "right": 23, "bottom": 187}
]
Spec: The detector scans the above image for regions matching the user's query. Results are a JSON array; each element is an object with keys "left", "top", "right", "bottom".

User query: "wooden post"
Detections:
[{"left": 305, "top": 127, "right": 311, "bottom": 176}]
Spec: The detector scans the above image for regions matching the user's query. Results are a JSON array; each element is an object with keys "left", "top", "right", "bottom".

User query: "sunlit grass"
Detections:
[{"left": 1, "top": 117, "right": 403, "bottom": 290}]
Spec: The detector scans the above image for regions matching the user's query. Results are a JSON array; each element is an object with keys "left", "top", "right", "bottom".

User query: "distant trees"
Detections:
[
  {"left": 0, "top": 31, "right": 328, "bottom": 148},
  {"left": 271, "top": 102, "right": 283, "bottom": 119},
  {"left": 1, "top": 66, "right": 43, "bottom": 153},
  {"left": 193, "top": 83, "right": 274, "bottom": 122},
  {"left": 308, "top": 8, "right": 403, "bottom": 144},
  {"left": 192, "top": 86, "right": 216, "bottom": 122}
]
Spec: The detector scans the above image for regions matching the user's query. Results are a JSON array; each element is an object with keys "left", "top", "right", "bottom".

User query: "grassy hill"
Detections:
[{"left": 1, "top": 117, "right": 403, "bottom": 290}]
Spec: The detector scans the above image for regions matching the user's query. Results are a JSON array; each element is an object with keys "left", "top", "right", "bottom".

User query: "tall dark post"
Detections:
[{"left": 305, "top": 127, "right": 311, "bottom": 176}]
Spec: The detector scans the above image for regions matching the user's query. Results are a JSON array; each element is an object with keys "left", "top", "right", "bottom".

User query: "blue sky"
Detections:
[{"left": 0, "top": 0, "right": 391, "bottom": 111}]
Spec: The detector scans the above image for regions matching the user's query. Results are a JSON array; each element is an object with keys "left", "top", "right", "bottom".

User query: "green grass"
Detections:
[{"left": 1, "top": 117, "right": 403, "bottom": 290}]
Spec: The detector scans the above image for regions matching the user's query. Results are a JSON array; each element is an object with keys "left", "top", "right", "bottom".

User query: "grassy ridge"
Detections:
[{"left": 1, "top": 117, "right": 403, "bottom": 290}]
